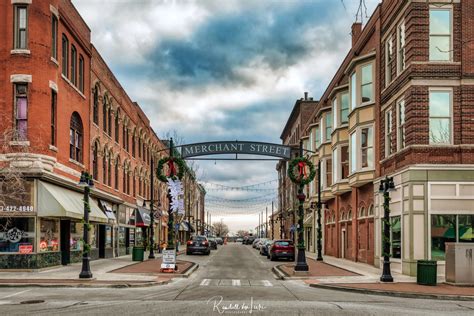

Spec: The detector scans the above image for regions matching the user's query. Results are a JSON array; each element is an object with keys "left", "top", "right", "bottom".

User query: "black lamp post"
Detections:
[
  {"left": 379, "top": 176, "right": 395, "bottom": 282},
  {"left": 148, "top": 157, "right": 155, "bottom": 259},
  {"left": 294, "top": 140, "right": 309, "bottom": 272},
  {"left": 166, "top": 138, "right": 175, "bottom": 251},
  {"left": 78, "top": 171, "right": 94, "bottom": 279},
  {"left": 316, "top": 160, "right": 323, "bottom": 261}
]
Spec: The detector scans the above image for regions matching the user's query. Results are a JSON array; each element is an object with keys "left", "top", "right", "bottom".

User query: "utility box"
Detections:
[{"left": 445, "top": 243, "right": 474, "bottom": 285}]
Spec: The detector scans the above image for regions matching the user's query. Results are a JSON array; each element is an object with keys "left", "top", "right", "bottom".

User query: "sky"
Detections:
[{"left": 73, "top": 0, "right": 380, "bottom": 234}]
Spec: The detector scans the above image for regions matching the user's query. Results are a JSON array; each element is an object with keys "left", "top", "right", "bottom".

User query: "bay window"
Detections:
[
  {"left": 326, "top": 158, "right": 332, "bottom": 188},
  {"left": 332, "top": 145, "right": 349, "bottom": 184},
  {"left": 397, "top": 99, "right": 406, "bottom": 150},
  {"left": 429, "top": 90, "right": 452, "bottom": 144},
  {"left": 14, "top": 5, "right": 28, "bottom": 49},
  {"left": 397, "top": 21, "right": 406, "bottom": 73},
  {"left": 319, "top": 117, "right": 324, "bottom": 145},
  {"left": 332, "top": 99, "right": 338, "bottom": 129},
  {"left": 325, "top": 111, "right": 332, "bottom": 142},
  {"left": 341, "top": 145, "right": 349, "bottom": 179},
  {"left": 350, "top": 132, "right": 357, "bottom": 173},
  {"left": 332, "top": 148, "right": 338, "bottom": 185},
  {"left": 361, "top": 64, "right": 373, "bottom": 103},
  {"left": 340, "top": 92, "right": 349, "bottom": 124},
  {"left": 385, "top": 109, "right": 393, "bottom": 157},
  {"left": 350, "top": 73, "right": 357, "bottom": 110},
  {"left": 350, "top": 126, "right": 374, "bottom": 173},
  {"left": 429, "top": 8, "right": 452, "bottom": 61},
  {"left": 315, "top": 125, "right": 321, "bottom": 148}
]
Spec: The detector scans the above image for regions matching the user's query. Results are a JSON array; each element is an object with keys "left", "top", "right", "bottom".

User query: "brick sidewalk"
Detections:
[{"left": 279, "top": 257, "right": 359, "bottom": 277}]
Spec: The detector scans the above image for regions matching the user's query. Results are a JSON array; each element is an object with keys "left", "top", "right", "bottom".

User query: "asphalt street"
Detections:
[{"left": 0, "top": 243, "right": 473, "bottom": 315}]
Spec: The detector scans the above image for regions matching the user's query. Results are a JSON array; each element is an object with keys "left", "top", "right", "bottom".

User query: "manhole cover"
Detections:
[{"left": 20, "top": 300, "right": 45, "bottom": 305}]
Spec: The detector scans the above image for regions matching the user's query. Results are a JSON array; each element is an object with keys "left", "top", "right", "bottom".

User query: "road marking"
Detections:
[
  {"left": 262, "top": 280, "right": 273, "bottom": 287},
  {"left": 232, "top": 279, "right": 240, "bottom": 286},
  {"left": 1, "top": 289, "right": 31, "bottom": 299},
  {"left": 200, "top": 279, "right": 211, "bottom": 286}
]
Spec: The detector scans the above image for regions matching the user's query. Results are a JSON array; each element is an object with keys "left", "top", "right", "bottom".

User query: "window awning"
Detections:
[
  {"left": 99, "top": 200, "right": 116, "bottom": 223},
  {"left": 135, "top": 207, "right": 151, "bottom": 227},
  {"left": 37, "top": 181, "right": 108, "bottom": 223}
]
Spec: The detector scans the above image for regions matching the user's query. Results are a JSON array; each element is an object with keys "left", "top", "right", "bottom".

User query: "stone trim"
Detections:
[
  {"left": 10, "top": 74, "right": 32, "bottom": 83},
  {"left": 49, "top": 80, "right": 58, "bottom": 92},
  {"left": 61, "top": 74, "right": 86, "bottom": 99},
  {"left": 10, "top": 49, "right": 31, "bottom": 55},
  {"left": 8, "top": 140, "right": 30, "bottom": 146},
  {"left": 49, "top": 4, "right": 59, "bottom": 18},
  {"left": 11, "top": 0, "right": 32, "bottom": 4}
]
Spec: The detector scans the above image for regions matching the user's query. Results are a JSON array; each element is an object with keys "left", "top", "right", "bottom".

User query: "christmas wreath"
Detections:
[
  {"left": 288, "top": 157, "right": 316, "bottom": 186},
  {"left": 157, "top": 156, "right": 185, "bottom": 182}
]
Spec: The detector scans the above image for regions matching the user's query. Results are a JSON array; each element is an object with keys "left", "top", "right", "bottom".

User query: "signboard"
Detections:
[
  {"left": 19, "top": 244, "right": 33, "bottom": 254},
  {"left": 161, "top": 249, "right": 176, "bottom": 270},
  {"left": 180, "top": 141, "right": 292, "bottom": 159}
]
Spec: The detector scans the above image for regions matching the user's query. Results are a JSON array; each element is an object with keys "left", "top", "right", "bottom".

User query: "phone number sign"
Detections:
[{"left": 0, "top": 206, "right": 34, "bottom": 212}]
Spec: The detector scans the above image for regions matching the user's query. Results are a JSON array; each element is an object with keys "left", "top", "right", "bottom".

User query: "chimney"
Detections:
[
  {"left": 352, "top": 22, "right": 362, "bottom": 47},
  {"left": 304, "top": 92, "right": 308, "bottom": 100}
]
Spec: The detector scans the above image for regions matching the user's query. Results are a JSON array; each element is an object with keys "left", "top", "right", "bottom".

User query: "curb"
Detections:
[
  {"left": 272, "top": 265, "right": 287, "bottom": 280},
  {"left": 0, "top": 279, "right": 171, "bottom": 289},
  {"left": 309, "top": 283, "right": 474, "bottom": 301}
]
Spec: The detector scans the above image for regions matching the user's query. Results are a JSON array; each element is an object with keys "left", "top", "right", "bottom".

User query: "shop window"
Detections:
[
  {"left": 70, "top": 222, "right": 83, "bottom": 251},
  {"left": 0, "top": 217, "right": 35, "bottom": 253},
  {"left": 39, "top": 219, "right": 59, "bottom": 252},
  {"left": 429, "top": 90, "right": 452, "bottom": 144},
  {"left": 429, "top": 8, "right": 452, "bottom": 61},
  {"left": 431, "top": 214, "right": 474, "bottom": 260},
  {"left": 391, "top": 216, "right": 401, "bottom": 259},
  {"left": 90, "top": 225, "right": 98, "bottom": 248},
  {"left": 458, "top": 215, "right": 474, "bottom": 243},
  {"left": 118, "top": 227, "right": 126, "bottom": 248},
  {"left": 105, "top": 226, "right": 113, "bottom": 248},
  {"left": 14, "top": 5, "right": 28, "bottom": 49}
]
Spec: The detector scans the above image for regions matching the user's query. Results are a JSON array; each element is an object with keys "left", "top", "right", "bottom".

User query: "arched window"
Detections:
[
  {"left": 93, "top": 84, "right": 99, "bottom": 124},
  {"left": 138, "top": 137, "right": 142, "bottom": 158},
  {"left": 340, "top": 212, "right": 345, "bottom": 222},
  {"left": 102, "top": 149, "right": 107, "bottom": 185},
  {"left": 115, "top": 157, "right": 120, "bottom": 190},
  {"left": 358, "top": 207, "right": 365, "bottom": 219},
  {"left": 123, "top": 164, "right": 127, "bottom": 194},
  {"left": 69, "top": 112, "right": 83, "bottom": 162},
  {"left": 108, "top": 105, "right": 113, "bottom": 136},
  {"left": 92, "top": 141, "right": 99, "bottom": 180},
  {"left": 127, "top": 169, "right": 131, "bottom": 194},
  {"left": 348, "top": 210, "right": 352, "bottom": 220},
  {"left": 132, "top": 131, "right": 136, "bottom": 157},
  {"left": 115, "top": 109, "right": 120, "bottom": 143},
  {"left": 368, "top": 204, "right": 374, "bottom": 217},
  {"left": 107, "top": 151, "right": 112, "bottom": 187},
  {"left": 133, "top": 168, "right": 137, "bottom": 197},
  {"left": 103, "top": 96, "right": 108, "bottom": 131}
]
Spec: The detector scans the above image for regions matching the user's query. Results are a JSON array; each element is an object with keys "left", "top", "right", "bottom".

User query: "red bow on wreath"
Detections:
[
  {"left": 167, "top": 158, "right": 177, "bottom": 177},
  {"left": 297, "top": 161, "right": 307, "bottom": 179}
]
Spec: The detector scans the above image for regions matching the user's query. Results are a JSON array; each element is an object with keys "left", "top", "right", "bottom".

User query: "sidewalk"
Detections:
[{"left": 0, "top": 246, "right": 188, "bottom": 288}]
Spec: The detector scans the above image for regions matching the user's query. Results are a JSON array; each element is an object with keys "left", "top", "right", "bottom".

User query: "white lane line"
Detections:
[
  {"left": 200, "top": 279, "right": 211, "bottom": 286},
  {"left": 1, "top": 289, "right": 31, "bottom": 299},
  {"left": 232, "top": 279, "right": 240, "bottom": 286},
  {"left": 262, "top": 280, "right": 273, "bottom": 287}
]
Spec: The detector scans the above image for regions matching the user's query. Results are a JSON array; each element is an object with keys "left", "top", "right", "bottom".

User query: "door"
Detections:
[
  {"left": 125, "top": 228, "right": 130, "bottom": 255},
  {"left": 60, "top": 220, "right": 71, "bottom": 265},
  {"left": 341, "top": 229, "right": 346, "bottom": 259},
  {"left": 98, "top": 225, "right": 106, "bottom": 258}
]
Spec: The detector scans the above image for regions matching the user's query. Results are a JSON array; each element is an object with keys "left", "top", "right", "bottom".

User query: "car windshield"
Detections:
[
  {"left": 275, "top": 241, "right": 293, "bottom": 246},
  {"left": 193, "top": 236, "right": 207, "bottom": 241}
]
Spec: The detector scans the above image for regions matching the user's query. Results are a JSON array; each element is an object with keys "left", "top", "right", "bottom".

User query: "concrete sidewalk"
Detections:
[{"left": 0, "top": 246, "right": 187, "bottom": 287}]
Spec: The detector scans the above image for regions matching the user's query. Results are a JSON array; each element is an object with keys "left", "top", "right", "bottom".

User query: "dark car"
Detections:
[
  {"left": 260, "top": 240, "right": 273, "bottom": 256},
  {"left": 216, "top": 237, "right": 224, "bottom": 245},
  {"left": 186, "top": 235, "right": 210, "bottom": 255},
  {"left": 207, "top": 237, "right": 218, "bottom": 250},
  {"left": 269, "top": 240, "right": 295, "bottom": 261},
  {"left": 245, "top": 236, "right": 256, "bottom": 245}
]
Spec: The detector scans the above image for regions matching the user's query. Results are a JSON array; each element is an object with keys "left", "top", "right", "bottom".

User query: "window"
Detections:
[
  {"left": 69, "top": 112, "right": 83, "bottom": 162},
  {"left": 385, "top": 36, "right": 393, "bottom": 85},
  {"left": 325, "top": 112, "right": 332, "bottom": 142},
  {"left": 92, "top": 141, "right": 99, "bottom": 180},
  {"left": 431, "top": 214, "right": 455, "bottom": 260},
  {"left": 391, "top": 216, "right": 401, "bottom": 259},
  {"left": 340, "top": 92, "right": 349, "bottom": 124},
  {"left": 133, "top": 169, "right": 137, "bottom": 196},
  {"left": 115, "top": 158, "right": 120, "bottom": 190},
  {"left": 62, "top": 35, "right": 69, "bottom": 77},
  {"left": 71, "top": 45, "right": 77, "bottom": 85},
  {"left": 51, "top": 90, "right": 57, "bottom": 146},
  {"left": 326, "top": 159, "right": 332, "bottom": 188},
  {"left": 397, "top": 99, "right": 406, "bottom": 150},
  {"left": 115, "top": 110, "right": 120, "bottom": 143},
  {"left": 107, "top": 154, "right": 112, "bottom": 187},
  {"left": 315, "top": 125, "right": 320, "bottom": 148},
  {"left": 51, "top": 15, "right": 58, "bottom": 59},
  {"left": 93, "top": 85, "right": 99, "bottom": 125},
  {"left": 361, "top": 64, "right": 373, "bottom": 103},
  {"left": 430, "top": 9, "right": 452, "bottom": 61},
  {"left": 350, "top": 73, "right": 357, "bottom": 110},
  {"left": 123, "top": 125, "right": 127, "bottom": 150},
  {"left": 14, "top": 6, "right": 28, "bottom": 49},
  {"left": 103, "top": 151, "right": 107, "bottom": 185},
  {"left": 361, "top": 127, "right": 373, "bottom": 168},
  {"left": 341, "top": 145, "right": 349, "bottom": 179},
  {"left": 14, "top": 84, "right": 28, "bottom": 141},
  {"left": 429, "top": 90, "right": 451, "bottom": 144},
  {"left": 39, "top": 219, "right": 59, "bottom": 252},
  {"left": 0, "top": 217, "right": 35, "bottom": 253},
  {"left": 350, "top": 132, "right": 357, "bottom": 173},
  {"left": 70, "top": 222, "right": 83, "bottom": 251},
  {"left": 78, "top": 55, "right": 84, "bottom": 92},
  {"left": 108, "top": 107, "right": 113, "bottom": 136},
  {"left": 332, "top": 148, "right": 338, "bottom": 185},
  {"left": 138, "top": 138, "right": 142, "bottom": 158},
  {"left": 385, "top": 109, "right": 393, "bottom": 156},
  {"left": 332, "top": 99, "right": 338, "bottom": 129},
  {"left": 123, "top": 166, "right": 127, "bottom": 195},
  {"left": 103, "top": 97, "right": 108, "bottom": 131},
  {"left": 397, "top": 22, "right": 406, "bottom": 73}
]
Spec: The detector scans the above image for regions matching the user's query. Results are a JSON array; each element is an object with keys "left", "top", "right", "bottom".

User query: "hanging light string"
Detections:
[
  {"left": 206, "top": 192, "right": 277, "bottom": 203},
  {"left": 201, "top": 179, "right": 278, "bottom": 191}
]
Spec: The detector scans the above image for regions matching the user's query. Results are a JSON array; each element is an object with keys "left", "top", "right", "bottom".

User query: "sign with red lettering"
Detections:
[{"left": 19, "top": 244, "right": 33, "bottom": 254}]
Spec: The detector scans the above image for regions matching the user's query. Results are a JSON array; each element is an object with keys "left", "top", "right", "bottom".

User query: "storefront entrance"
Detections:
[{"left": 60, "top": 220, "right": 71, "bottom": 265}]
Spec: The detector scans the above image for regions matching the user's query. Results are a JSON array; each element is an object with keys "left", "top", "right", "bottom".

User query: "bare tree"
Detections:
[
  {"left": 212, "top": 222, "right": 229, "bottom": 237},
  {"left": 236, "top": 230, "right": 249, "bottom": 237}
]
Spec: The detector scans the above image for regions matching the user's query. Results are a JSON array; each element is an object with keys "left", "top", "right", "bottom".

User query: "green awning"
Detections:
[{"left": 38, "top": 181, "right": 108, "bottom": 223}]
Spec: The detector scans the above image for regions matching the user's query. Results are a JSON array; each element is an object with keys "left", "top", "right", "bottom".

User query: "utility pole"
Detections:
[
  {"left": 265, "top": 206, "right": 268, "bottom": 238},
  {"left": 271, "top": 201, "right": 274, "bottom": 240}
]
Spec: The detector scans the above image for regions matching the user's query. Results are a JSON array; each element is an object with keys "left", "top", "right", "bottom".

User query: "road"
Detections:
[{"left": 0, "top": 243, "right": 473, "bottom": 315}]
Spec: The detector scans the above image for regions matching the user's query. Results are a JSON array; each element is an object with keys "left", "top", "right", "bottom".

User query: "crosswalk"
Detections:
[{"left": 199, "top": 279, "right": 275, "bottom": 287}]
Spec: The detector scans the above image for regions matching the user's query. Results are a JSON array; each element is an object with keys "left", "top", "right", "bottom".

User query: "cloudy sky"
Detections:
[{"left": 73, "top": 0, "right": 380, "bottom": 234}]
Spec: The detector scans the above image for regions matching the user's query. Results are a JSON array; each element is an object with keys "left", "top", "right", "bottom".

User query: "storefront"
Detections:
[
  {"left": 117, "top": 204, "right": 136, "bottom": 256},
  {"left": 135, "top": 206, "right": 151, "bottom": 248}
]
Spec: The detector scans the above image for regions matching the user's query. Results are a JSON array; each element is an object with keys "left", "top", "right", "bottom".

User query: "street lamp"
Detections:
[
  {"left": 379, "top": 176, "right": 396, "bottom": 282},
  {"left": 316, "top": 160, "right": 323, "bottom": 261},
  {"left": 78, "top": 171, "right": 94, "bottom": 279},
  {"left": 294, "top": 140, "right": 309, "bottom": 272}
]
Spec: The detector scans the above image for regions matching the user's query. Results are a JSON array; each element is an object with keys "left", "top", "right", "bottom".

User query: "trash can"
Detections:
[
  {"left": 132, "top": 246, "right": 144, "bottom": 262},
  {"left": 417, "top": 260, "right": 437, "bottom": 286}
]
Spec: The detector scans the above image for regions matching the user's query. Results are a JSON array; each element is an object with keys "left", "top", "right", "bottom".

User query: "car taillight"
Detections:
[
  {"left": 203, "top": 241, "right": 209, "bottom": 245},
  {"left": 187, "top": 241, "right": 193, "bottom": 245}
]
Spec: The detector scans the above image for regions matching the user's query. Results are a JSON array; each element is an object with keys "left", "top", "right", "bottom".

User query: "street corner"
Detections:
[
  {"left": 110, "top": 258, "right": 199, "bottom": 279},
  {"left": 274, "top": 258, "right": 360, "bottom": 280}
]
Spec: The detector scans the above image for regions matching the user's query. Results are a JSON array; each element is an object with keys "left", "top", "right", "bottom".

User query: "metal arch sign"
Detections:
[{"left": 180, "top": 141, "right": 292, "bottom": 160}]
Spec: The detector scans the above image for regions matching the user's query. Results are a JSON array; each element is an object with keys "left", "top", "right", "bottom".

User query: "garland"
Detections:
[
  {"left": 157, "top": 156, "right": 185, "bottom": 182},
  {"left": 288, "top": 157, "right": 316, "bottom": 186}
]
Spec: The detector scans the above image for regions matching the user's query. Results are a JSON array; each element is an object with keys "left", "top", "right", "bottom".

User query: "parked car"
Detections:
[
  {"left": 244, "top": 236, "right": 256, "bottom": 245},
  {"left": 269, "top": 239, "right": 295, "bottom": 261},
  {"left": 254, "top": 238, "right": 267, "bottom": 249},
  {"left": 236, "top": 238, "right": 243, "bottom": 243},
  {"left": 216, "top": 237, "right": 224, "bottom": 245},
  {"left": 252, "top": 238, "right": 261, "bottom": 248},
  {"left": 186, "top": 235, "right": 210, "bottom": 255},
  {"left": 207, "top": 237, "right": 218, "bottom": 250},
  {"left": 260, "top": 240, "right": 273, "bottom": 256}
]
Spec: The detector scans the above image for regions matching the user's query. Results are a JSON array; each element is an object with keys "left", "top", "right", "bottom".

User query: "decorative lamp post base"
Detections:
[
  {"left": 79, "top": 257, "right": 93, "bottom": 279},
  {"left": 294, "top": 249, "right": 309, "bottom": 272},
  {"left": 380, "top": 260, "right": 394, "bottom": 282}
]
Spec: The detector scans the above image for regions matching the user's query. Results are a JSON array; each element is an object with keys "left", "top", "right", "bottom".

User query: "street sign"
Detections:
[
  {"left": 161, "top": 249, "right": 176, "bottom": 270},
  {"left": 181, "top": 141, "right": 292, "bottom": 159}
]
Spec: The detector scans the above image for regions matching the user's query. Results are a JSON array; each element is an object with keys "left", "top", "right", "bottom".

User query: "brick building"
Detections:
[
  {"left": 0, "top": 0, "right": 204, "bottom": 269},
  {"left": 279, "top": 0, "right": 474, "bottom": 276}
]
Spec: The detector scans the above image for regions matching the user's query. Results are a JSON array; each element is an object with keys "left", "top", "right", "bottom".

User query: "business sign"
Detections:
[
  {"left": 180, "top": 141, "right": 292, "bottom": 159},
  {"left": 19, "top": 244, "right": 33, "bottom": 254},
  {"left": 161, "top": 249, "right": 176, "bottom": 270}
]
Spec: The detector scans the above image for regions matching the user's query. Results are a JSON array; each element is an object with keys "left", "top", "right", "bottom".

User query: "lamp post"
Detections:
[
  {"left": 166, "top": 138, "right": 175, "bottom": 251},
  {"left": 379, "top": 176, "right": 395, "bottom": 282},
  {"left": 78, "top": 171, "right": 93, "bottom": 279},
  {"left": 316, "top": 160, "right": 323, "bottom": 261},
  {"left": 294, "top": 140, "right": 309, "bottom": 272},
  {"left": 149, "top": 157, "right": 155, "bottom": 259}
]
